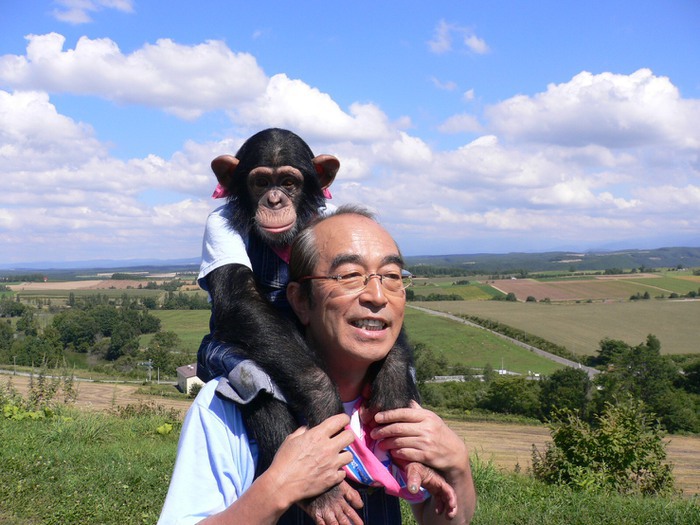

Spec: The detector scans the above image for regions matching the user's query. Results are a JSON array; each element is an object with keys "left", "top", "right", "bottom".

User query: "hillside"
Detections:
[
  {"left": 405, "top": 246, "right": 700, "bottom": 273},
  {"left": 2, "top": 247, "right": 699, "bottom": 278}
]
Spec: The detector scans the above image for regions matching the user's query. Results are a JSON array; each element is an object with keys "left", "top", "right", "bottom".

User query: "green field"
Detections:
[
  {"left": 625, "top": 275, "right": 700, "bottom": 295},
  {"left": 146, "top": 310, "right": 211, "bottom": 351},
  {"left": 404, "top": 308, "right": 564, "bottom": 375},
  {"left": 148, "top": 307, "right": 564, "bottom": 376},
  {"left": 417, "top": 299, "right": 700, "bottom": 356}
]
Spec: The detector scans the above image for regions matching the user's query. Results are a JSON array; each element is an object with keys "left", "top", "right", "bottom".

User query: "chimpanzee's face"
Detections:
[{"left": 247, "top": 165, "right": 305, "bottom": 246}]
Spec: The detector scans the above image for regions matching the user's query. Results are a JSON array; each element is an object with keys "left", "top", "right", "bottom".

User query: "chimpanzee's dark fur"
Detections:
[{"left": 200, "top": 128, "right": 421, "bottom": 518}]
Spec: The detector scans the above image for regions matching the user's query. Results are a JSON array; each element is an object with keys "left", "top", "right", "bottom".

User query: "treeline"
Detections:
[
  {"left": 0, "top": 296, "right": 163, "bottom": 367},
  {"left": 406, "top": 290, "right": 463, "bottom": 302},
  {"left": 405, "top": 265, "right": 477, "bottom": 278},
  {"left": 0, "top": 273, "right": 46, "bottom": 283},
  {"left": 68, "top": 290, "right": 210, "bottom": 310},
  {"left": 415, "top": 334, "right": 700, "bottom": 434}
]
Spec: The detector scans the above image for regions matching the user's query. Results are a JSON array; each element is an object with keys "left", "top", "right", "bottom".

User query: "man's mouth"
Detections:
[{"left": 351, "top": 319, "right": 387, "bottom": 331}]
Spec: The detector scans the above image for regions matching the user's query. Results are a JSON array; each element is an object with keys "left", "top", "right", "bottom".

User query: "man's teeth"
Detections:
[{"left": 352, "top": 319, "right": 385, "bottom": 330}]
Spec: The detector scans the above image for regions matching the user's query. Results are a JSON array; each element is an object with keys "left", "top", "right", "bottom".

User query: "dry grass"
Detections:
[{"left": 420, "top": 299, "right": 700, "bottom": 356}]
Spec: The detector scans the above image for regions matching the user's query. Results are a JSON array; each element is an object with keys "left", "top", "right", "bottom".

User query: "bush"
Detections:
[{"left": 532, "top": 398, "right": 676, "bottom": 496}]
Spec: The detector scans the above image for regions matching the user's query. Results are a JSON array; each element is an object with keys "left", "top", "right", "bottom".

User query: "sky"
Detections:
[{"left": 1, "top": 0, "right": 699, "bottom": 267}]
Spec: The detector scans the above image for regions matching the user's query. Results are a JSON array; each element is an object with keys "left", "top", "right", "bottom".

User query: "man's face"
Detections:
[{"left": 294, "top": 214, "right": 406, "bottom": 376}]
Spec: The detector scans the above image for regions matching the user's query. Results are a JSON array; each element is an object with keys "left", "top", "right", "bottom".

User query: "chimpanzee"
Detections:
[{"left": 196, "top": 128, "right": 448, "bottom": 522}]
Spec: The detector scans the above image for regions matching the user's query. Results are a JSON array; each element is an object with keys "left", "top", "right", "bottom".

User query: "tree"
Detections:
[
  {"left": 16, "top": 309, "right": 39, "bottom": 336},
  {"left": 593, "top": 335, "right": 682, "bottom": 431},
  {"left": 107, "top": 322, "right": 140, "bottom": 361},
  {"left": 539, "top": 367, "right": 591, "bottom": 420},
  {"left": 0, "top": 320, "right": 12, "bottom": 352},
  {"left": 413, "top": 343, "right": 449, "bottom": 383},
  {"left": 0, "top": 298, "right": 26, "bottom": 317},
  {"left": 52, "top": 310, "right": 98, "bottom": 351},
  {"left": 479, "top": 376, "right": 541, "bottom": 418},
  {"left": 145, "top": 331, "right": 181, "bottom": 373},
  {"left": 681, "top": 359, "right": 700, "bottom": 394},
  {"left": 532, "top": 397, "right": 675, "bottom": 496}
]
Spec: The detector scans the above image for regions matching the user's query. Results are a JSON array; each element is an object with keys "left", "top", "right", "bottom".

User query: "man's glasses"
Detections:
[{"left": 299, "top": 271, "right": 413, "bottom": 296}]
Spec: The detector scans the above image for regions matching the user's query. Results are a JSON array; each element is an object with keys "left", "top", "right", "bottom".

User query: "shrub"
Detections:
[{"left": 532, "top": 397, "right": 675, "bottom": 496}]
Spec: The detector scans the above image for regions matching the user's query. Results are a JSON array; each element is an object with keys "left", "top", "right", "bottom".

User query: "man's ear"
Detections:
[
  {"left": 286, "top": 282, "right": 311, "bottom": 326},
  {"left": 312, "top": 154, "right": 339, "bottom": 190},
  {"left": 211, "top": 155, "right": 240, "bottom": 188}
]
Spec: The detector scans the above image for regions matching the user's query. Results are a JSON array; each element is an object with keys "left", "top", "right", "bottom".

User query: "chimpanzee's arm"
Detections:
[{"left": 206, "top": 263, "right": 343, "bottom": 426}]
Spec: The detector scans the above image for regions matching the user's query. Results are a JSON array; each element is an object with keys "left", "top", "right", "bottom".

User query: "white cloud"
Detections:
[
  {"left": 427, "top": 20, "right": 490, "bottom": 55},
  {"left": 464, "top": 35, "right": 489, "bottom": 54},
  {"left": 430, "top": 76, "right": 457, "bottom": 91},
  {"left": 438, "top": 113, "right": 482, "bottom": 134},
  {"left": 0, "top": 33, "right": 268, "bottom": 119},
  {"left": 1, "top": 32, "right": 698, "bottom": 262},
  {"left": 52, "top": 0, "right": 134, "bottom": 24},
  {"left": 486, "top": 69, "right": 700, "bottom": 150},
  {"left": 427, "top": 20, "right": 453, "bottom": 54}
]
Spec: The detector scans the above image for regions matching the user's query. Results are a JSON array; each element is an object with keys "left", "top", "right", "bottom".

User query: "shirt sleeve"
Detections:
[
  {"left": 197, "top": 204, "right": 252, "bottom": 293},
  {"left": 158, "top": 380, "right": 257, "bottom": 525}
]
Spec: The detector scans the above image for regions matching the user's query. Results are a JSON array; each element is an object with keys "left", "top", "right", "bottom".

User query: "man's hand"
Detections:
[
  {"left": 268, "top": 413, "right": 355, "bottom": 506},
  {"left": 370, "top": 402, "right": 476, "bottom": 524},
  {"left": 371, "top": 402, "right": 468, "bottom": 475}
]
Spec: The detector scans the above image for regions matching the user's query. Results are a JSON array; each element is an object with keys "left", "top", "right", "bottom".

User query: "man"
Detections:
[{"left": 159, "top": 206, "right": 476, "bottom": 524}]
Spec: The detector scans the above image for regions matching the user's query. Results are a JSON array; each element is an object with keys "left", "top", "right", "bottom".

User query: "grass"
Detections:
[
  {"left": 419, "top": 299, "right": 700, "bottom": 356},
  {"left": 2, "top": 407, "right": 698, "bottom": 524},
  {"left": 0, "top": 405, "right": 180, "bottom": 524},
  {"left": 144, "top": 309, "right": 211, "bottom": 350},
  {"left": 404, "top": 308, "right": 564, "bottom": 375},
  {"left": 466, "top": 457, "right": 700, "bottom": 525}
]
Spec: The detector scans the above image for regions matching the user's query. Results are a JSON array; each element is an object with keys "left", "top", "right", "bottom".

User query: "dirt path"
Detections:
[
  {"left": 4, "top": 373, "right": 698, "bottom": 496},
  {"left": 2, "top": 373, "right": 192, "bottom": 414}
]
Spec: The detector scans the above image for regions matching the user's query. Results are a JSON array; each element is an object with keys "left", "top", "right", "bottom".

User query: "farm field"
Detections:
[
  {"left": 488, "top": 273, "right": 700, "bottom": 302},
  {"left": 418, "top": 299, "right": 700, "bottom": 356},
  {"left": 4, "top": 373, "right": 698, "bottom": 497}
]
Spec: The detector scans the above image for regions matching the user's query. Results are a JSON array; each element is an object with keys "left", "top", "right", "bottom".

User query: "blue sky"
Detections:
[{"left": 1, "top": 0, "right": 699, "bottom": 265}]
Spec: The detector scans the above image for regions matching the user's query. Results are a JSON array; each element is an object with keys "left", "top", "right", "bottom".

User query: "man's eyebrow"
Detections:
[{"left": 328, "top": 253, "right": 404, "bottom": 273}]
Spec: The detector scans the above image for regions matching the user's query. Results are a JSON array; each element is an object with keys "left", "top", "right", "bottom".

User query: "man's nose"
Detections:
[{"left": 359, "top": 274, "right": 388, "bottom": 305}]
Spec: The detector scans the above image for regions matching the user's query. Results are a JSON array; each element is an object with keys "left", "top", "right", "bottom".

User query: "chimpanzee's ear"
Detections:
[
  {"left": 211, "top": 155, "right": 240, "bottom": 188},
  {"left": 313, "top": 155, "right": 339, "bottom": 190}
]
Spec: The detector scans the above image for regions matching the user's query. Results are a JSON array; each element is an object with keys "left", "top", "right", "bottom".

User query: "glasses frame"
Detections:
[{"left": 298, "top": 271, "right": 413, "bottom": 296}]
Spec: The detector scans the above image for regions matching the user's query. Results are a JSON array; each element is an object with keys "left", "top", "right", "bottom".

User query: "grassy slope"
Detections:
[{"left": 404, "top": 307, "right": 564, "bottom": 375}]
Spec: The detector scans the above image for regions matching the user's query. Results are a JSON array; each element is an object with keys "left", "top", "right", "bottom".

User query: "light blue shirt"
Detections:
[{"left": 158, "top": 379, "right": 257, "bottom": 525}]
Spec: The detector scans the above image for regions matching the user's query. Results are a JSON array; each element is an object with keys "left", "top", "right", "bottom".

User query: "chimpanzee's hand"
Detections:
[
  {"left": 403, "top": 461, "right": 458, "bottom": 519},
  {"left": 302, "top": 480, "right": 364, "bottom": 525}
]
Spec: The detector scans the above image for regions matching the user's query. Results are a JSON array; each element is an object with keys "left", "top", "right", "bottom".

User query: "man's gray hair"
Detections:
[{"left": 289, "top": 204, "right": 377, "bottom": 299}]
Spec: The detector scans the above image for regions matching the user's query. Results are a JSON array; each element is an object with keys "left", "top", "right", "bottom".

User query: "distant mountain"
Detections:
[
  {"left": 1, "top": 248, "right": 699, "bottom": 276},
  {"left": 404, "top": 247, "right": 700, "bottom": 273},
  {"left": 0, "top": 257, "right": 200, "bottom": 275}
]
